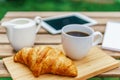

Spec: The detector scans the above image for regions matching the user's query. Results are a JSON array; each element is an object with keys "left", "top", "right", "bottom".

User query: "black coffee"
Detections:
[{"left": 66, "top": 31, "right": 89, "bottom": 37}]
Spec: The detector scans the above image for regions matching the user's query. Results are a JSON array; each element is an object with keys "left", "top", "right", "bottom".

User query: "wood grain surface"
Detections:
[{"left": 3, "top": 46, "right": 120, "bottom": 80}]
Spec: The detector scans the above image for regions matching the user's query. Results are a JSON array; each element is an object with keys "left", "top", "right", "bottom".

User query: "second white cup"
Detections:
[{"left": 62, "top": 24, "right": 103, "bottom": 60}]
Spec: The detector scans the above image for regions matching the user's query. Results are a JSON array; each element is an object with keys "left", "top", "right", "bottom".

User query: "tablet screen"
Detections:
[{"left": 44, "top": 16, "right": 89, "bottom": 30}]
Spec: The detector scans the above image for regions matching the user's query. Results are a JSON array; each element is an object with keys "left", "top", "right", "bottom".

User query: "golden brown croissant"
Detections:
[{"left": 14, "top": 46, "right": 77, "bottom": 77}]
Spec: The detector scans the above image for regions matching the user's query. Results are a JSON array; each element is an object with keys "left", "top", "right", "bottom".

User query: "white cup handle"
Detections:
[
  {"left": 34, "top": 16, "right": 42, "bottom": 33},
  {"left": 92, "top": 31, "right": 103, "bottom": 46}
]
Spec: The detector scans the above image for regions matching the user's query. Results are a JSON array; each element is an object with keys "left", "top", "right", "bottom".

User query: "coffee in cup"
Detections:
[
  {"left": 66, "top": 31, "right": 89, "bottom": 37},
  {"left": 62, "top": 24, "right": 103, "bottom": 60}
]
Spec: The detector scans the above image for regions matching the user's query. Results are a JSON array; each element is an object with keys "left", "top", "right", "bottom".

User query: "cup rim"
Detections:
[{"left": 62, "top": 24, "right": 94, "bottom": 38}]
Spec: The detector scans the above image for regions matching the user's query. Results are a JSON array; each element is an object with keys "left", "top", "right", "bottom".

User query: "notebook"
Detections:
[{"left": 102, "top": 22, "right": 120, "bottom": 51}]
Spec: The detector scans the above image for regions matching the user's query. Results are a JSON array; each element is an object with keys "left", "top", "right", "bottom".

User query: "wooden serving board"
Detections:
[{"left": 3, "top": 46, "right": 119, "bottom": 80}]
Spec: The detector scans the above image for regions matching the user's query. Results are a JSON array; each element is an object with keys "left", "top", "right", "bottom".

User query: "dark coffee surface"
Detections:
[{"left": 67, "top": 31, "right": 89, "bottom": 37}]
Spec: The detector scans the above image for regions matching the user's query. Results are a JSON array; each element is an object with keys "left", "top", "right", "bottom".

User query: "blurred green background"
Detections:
[
  {"left": 0, "top": 0, "right": 120, "bottom": 80},
  {"left": 0, "top": 0, "right": 120, "bottom": 19}
]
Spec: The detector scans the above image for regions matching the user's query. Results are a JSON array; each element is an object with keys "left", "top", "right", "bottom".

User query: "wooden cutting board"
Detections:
[{"left": 3, "top": 46, "right": 119, "bottom": 80}]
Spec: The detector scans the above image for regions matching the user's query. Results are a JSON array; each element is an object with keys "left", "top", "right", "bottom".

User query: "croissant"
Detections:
[{"left": 14, "top": 46, "right": 77, "bottom": 77}]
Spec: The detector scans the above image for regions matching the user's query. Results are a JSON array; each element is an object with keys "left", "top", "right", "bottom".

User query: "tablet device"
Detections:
[{"left": 41, "top": 13, "right": 97, "bottom": 34}]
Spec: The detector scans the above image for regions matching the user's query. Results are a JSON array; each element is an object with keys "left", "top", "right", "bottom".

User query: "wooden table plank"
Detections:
[
  {"left": 0, "top": 60, "right": 120, "bottom": 77},
  {"left": 1, "top": 12, "right": 120, "bottom": 34},
  {"left": 0, "top": 45, "right": 120, "bottom": 58},
  {"left": 0, "top": 27, "right": 6, "bottom": 34},
  {"left": 0, "top": 45, "right": 15, "bottom": 58},
  {"left": 2, "top": 16, "right": 120, "bottom": 25},
  {"left": 0, "top": 25, "right": 106, "bottom": 34},
  {"left": 0, "top": 34, "right": 61, "bottom": 44},
  {"left": 0, "top": 33, "right": 106, "bottom": 45},
  {"left": 92, "top": 25, "right": 106, "bottom": 33},
  {"left": 4, "top": 12, "right": 120, "bottom": 18},
  {"left": 3, "top": 13, "right": 120, "bottom": 34},
  {"left": 0, "top": 26, "right": 48, "bottom": 34}
]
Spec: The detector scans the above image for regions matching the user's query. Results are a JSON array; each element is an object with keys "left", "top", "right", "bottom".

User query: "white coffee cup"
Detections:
[
  {"left": 62, "top": 24, "right": 103, "bottom": 60},
  {"left": 1, "top": 16, "right": 42, "bottom": 51}
]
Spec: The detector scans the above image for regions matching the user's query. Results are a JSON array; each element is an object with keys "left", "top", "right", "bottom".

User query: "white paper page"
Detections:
[{"left": 102, "top": 22, "right": 120, "bottom": 51}]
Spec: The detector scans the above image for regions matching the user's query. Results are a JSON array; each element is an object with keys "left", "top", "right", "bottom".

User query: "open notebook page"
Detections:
[{"left": 102, "top": 22, "right": 120, "bottom": 51}]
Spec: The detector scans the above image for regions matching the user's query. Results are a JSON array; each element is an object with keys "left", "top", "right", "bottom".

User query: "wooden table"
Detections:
[{"left": 0, "top": 12, "right": 120, "bottom": 79}]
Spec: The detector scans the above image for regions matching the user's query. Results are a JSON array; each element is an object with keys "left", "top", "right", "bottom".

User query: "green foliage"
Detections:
[
  {"left": 103, "top": 77, "right": 120, "bottom": 80},
  {"left": 89, "top": 77, "right": 120, "bottom": 80},
  {"left": 0, "top": 77, "right": 12, "bottom": 80},
  {"left": 89, "top": 77, "right": 102, "bottom": 80},
  {"left": 0, "top": 0, "right": 120, "bottom": 16}
]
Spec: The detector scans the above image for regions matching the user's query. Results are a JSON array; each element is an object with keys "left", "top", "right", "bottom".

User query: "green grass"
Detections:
[
  {"left": 0, "top": 78, "right": 12, "bottom": 80},
  {"left": 89, "top": 77, "right": 120, "bottom": 80},
  {"left": 0, "top": 0, "right": 120, "bottom": 19}
]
